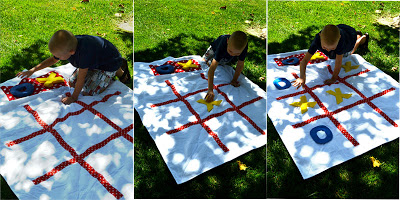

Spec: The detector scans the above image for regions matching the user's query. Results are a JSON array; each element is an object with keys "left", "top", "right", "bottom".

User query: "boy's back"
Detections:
[{"left": 67, "top": 35, "right": 122, "bottom": 72}]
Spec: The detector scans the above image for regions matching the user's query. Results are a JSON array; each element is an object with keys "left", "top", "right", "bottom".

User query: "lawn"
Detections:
[
  {"left": 0, "top": 0, "right": 132, "bottom": 198},
  {"left": 134, "top": 0, "right": 266, "bottom": 198},
  {"left": 268, "top": 1, "right": 399, "bottom": 198}
]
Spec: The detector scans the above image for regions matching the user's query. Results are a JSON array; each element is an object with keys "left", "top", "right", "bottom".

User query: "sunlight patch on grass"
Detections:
[
  {"left": 361, "top": 170, "right": 382, "bottom": 188},
  {"left": 381, "top": 162, "right": 398, "bottom": 174},
  {"left": 335, "top": 187, "right": 349, "bottom": 199},
  {"left": 339, "top": 169, "right": 351, "bottom": 182}
]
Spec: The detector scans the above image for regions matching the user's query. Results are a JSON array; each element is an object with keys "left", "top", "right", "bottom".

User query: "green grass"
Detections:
[
  {"left": 0, "top": 0, "right": 132, "bottom": 199},
  {"left": 268, "top": 1, "right": 399, "bottom": 198},
  {"left": 134, "top": 0, "right": 266, "bottom": 198}
]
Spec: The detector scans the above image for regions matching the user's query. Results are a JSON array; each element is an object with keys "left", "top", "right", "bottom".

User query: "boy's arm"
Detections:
[
  {"left": 62, "top": 68, "right": 88, "bottom": 105},
  {"left": 231, "top": 60, "right": 244, "bottom": 87},
  {"left": 324, "top": 54, "right": 343, "bottom": 84},
  {"left": 16, "top": 56, "right": 59, "bottom": 78},
  {"left": 205, "top": 59, "right": 219, "bottom": 102},
  {"left": 292, "top": 52, "right": 312, "bottom": 89}
]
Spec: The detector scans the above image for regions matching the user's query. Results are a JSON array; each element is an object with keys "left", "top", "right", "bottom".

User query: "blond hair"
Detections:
[
  {"left": 48, "top": 30, "right": 78, "bottom": 54},
  {"left": 320, "top": 25, "right": 340, "bottom": 46},
  {"left": 229, "top": 31, "right": 248, "bottom": 50}
]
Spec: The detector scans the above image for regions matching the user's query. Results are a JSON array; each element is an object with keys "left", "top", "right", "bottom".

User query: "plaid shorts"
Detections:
[
  {"left": 202, "top": 45, "right": 215, "bottom": 65},
  {"left": 69, "top": 69, "right": 116, "bottom": 96}
]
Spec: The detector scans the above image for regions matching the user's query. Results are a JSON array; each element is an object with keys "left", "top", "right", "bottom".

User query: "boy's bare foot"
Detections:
[
  {"left": 352, "top": 33, "right": 369, "bottom": 54},
  {"left": 117, "top": 58, "right": 131, "bottom": 84}
]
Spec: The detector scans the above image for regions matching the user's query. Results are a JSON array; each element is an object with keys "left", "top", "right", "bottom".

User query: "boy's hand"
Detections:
[
  {"left": 61, "top": 96, "right": 77, "bottom": 105},
  {"left": 16, "top": 70, "right": 34, "bottom": 79},
  {"left": 205, "top": 90, "right": 215, "bottom": 103},
  {"left": 324, "top": 78, "right": 337, "bottom": 85},
  {"left": 292, "top": 78, "right": 306, "bottom": 90},
  {"left": 230, "top": 80, "right": 240, "bottom": 87}
]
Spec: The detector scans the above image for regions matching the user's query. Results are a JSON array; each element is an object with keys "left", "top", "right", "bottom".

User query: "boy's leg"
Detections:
[{"left": 68, "top": 69, "right": 78, "bottom": 87}]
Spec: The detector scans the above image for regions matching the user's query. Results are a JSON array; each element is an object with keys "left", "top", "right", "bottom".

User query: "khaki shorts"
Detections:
[{"left": 69, "top": 69, "right": 116, "bottom": 96}]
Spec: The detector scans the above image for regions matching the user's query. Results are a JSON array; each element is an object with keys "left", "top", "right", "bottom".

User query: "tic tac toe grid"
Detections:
[
  {"left": 149, "top": 73, "right": 265, "bottom": 152},
  {"left": 5, "top": 91, "right": 133, "bottom": 199},
  {"left": 273, "top": 60, "right": 397, "bottom": 147}
]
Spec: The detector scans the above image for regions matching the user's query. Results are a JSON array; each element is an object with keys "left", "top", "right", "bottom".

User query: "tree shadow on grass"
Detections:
[
  {"left": 116, "top": 31, "right": 134, "bottom": 89},
  {"left": 0, "top": 39, "right": 54, "bottom": 83},
  {"left": 117, "top": 31, "right": 133, "bottom": 64},
  {"left": 371, "top": 23, "right": 399, "bottom": 81},
  {"left": 268, "top": 25, "right": 320, "bottom": 55}
]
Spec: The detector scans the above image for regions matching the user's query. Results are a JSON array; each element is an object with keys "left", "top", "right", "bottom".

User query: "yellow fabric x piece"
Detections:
[
  {"left": 341, "top": 61, "right": 359, "bottom": 72},
  {"left": 197, "top": 99, "right": 222, "bottom": 112},
  {"left": 178, "top": 59, "right": 198, "bottom": 70},
  {"left": 310, "top": 52, "right": 325, "bottom": 60},
  {"left": 36, "top": 72, "right": 65, "bottom": 88},
  {"left": 289, "top": 95, "right": 317, "bottom": 114},
  {"left": 326, "top": 88, "right": 352, "bottom": 104},
  {"left": 370, "top": 156, "right": 381, "bottom": 167},
  {"left": 237, "top": 161, "right": 248, "bottom": 171}
]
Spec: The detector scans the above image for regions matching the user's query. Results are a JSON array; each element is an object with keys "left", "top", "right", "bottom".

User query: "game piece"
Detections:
[
  {"left": 273, "top": 77, "right": 291, "bottom": 90},
  {"left": 310, "top": 125, "right": 333, "bottom": 144},
  {"left": 290, "top": 95, "right": 317, "bottom": 114},
  {"left": 178, "top": 59, "right": 198, "bottom": 70},
  {"left": 341, "top": 61, "right": 359, "bottom": 72},
  {"left": 326, "top": 88, "right": 352, "bottom": 104},
  {"left": 36, "top": 72, "right": 65, "bottom": 87},
  {"left": 155, "top": 64, "right": 175, "bottom": 74},
  {"left": 9, "top": 83, "right": 35, "bottom": 98},
  {"left": 310, "top": 52, "right": 325, "bottom": 60},
  {"left": 197, "top": 99, "right": 222, "bottom": 112},
  {"left": 282, "top": 57, "right": 299, "bottom": 65}
]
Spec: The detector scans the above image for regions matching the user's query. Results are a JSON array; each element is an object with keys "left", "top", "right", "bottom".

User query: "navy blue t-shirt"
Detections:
[
  {"left": 308, "top": 24, "right": 357, "bottom": 56},
  {"left": 211, "top": 35, "right": 248, "bottom": 63},
  {"left": 55, "top": 35, "right": 122, "bottom": 72}
]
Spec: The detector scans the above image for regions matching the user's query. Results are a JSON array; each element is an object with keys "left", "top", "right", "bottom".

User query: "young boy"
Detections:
[
  {"left": 16, "top": 30, "right": 131, "bottom": 104},
  {"left": 202, "top": 31, "right": 248, "bottom": 102},
  {"left": 292, "top": 24, "right": 369, "bottom": 89}
]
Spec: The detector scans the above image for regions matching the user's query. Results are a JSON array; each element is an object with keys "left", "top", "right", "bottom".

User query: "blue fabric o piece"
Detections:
[
  {"left": 282, "top": 57, "right": 299, "bottom": 65},
  {"left": 10, "top": 83, "right": 35, "bottom": 98},
  {"left": 156, "top": 64, "right": 175, "bottom": 74},
  {"left": 310, "top": 125, "right": 333, "bottom": 144},
  {"left": 273, "top": 78, "right": 291, "bottom": 90}
]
